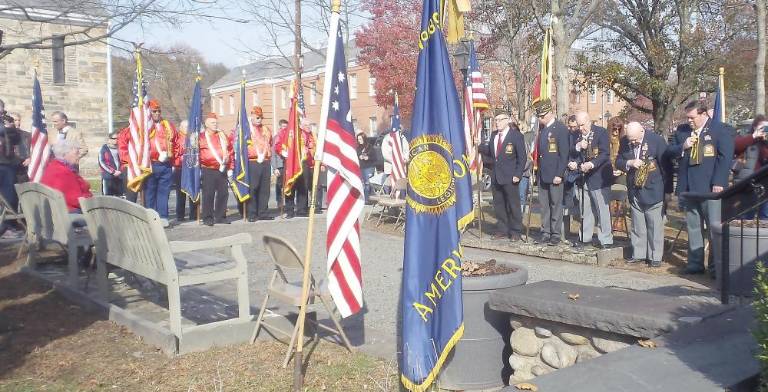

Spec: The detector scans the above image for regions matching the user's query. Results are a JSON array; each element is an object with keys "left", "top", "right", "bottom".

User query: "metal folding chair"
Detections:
[{"left": 250, "top": 234, "right": 353, "bottom": 367}]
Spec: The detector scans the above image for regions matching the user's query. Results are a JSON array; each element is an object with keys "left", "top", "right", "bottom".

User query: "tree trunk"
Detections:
[
  {"left": 757, "top": 0, "right": 766, "bottom": 115},
  {"left": 551, "top": 0, "right": 569, "bottom": 117},
  {"left": 652, "top": 98, "right": 675, "bottom": 138}
]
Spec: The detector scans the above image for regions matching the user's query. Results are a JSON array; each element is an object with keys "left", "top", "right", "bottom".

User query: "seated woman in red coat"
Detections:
[{"left": 41, "top": 139, "right": 93, "bottom": 213}]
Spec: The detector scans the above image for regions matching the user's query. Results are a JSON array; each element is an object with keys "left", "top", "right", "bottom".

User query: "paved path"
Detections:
[{"left": 165, "top": 198, "right": 718, "bottom": 361}]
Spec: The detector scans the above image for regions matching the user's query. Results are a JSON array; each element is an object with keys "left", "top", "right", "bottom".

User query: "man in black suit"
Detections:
[
  {"left": 533, "top": 99, "right": 571, "bottom": 246},
  {"left": 480, "top": 113, "right": 528, "bottom": 241},
  {"left": 617, "top": 122, "right": 668, "bottom": 267},
  {"left": 569, "top": 112, "right": 614, "bottom": 249},
  {"left": 668, "top": 100, "right": 734, "bottom": 274}
]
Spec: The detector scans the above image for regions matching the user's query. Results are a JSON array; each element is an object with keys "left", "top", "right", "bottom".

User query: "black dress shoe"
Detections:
[
  {"left": 625, "top": 258, "right": 644, "bottom": 264},
  {"left": 259, "top": 216, "right": 275, "bottom": 221},
  {"left": 285, "top": 213, "right": 295, "bottom": 219},
  {"left": 215, "top": 219, "right": 230, "bottom": 224},
  {"left": 296, "top": 212, "right": 309, "bottom": 217},
  {"left": 203, "top": 220, "right": 214, "bottom": 226},
  {"left": 650, "top": 260, "right": 662, "bottom": 268},
  {"left": 535, "top": 235, "right": 550, "bottom": 244},
  {"left": 548, "top": 238, "right": 560, "bottom": 246},
  {"left": 247, "top": 217, "right": 257, "bottom": 222}
]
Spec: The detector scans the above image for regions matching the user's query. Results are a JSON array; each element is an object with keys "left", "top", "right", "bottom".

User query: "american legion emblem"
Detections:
[{"left": 407, "top": 134, "right": 457, "bottom": 215}]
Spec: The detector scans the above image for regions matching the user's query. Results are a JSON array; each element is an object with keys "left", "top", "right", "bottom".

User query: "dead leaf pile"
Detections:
[{"left": 515, "top": 382, "right": 539, "bottom": 391}]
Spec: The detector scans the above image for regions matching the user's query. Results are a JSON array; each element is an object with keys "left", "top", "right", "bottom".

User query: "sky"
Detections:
[{"left": 114, "top": 2, "right": 369, "bottom": 66}]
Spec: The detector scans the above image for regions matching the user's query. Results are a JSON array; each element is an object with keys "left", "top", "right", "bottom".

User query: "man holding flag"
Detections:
[
  {"left": 119, "top": 51, "right": 153, "bottom": 197},
  {"left": 400, "top": 0, "right": 474, "bottom": 389},
  {"left": 463, "top": 40, "right": 488, "bottom": 172},
  {"left": 381, "top": 94, "right": 408, "bottom": 195},
  {"left": 244, "top": 106, "right": 273, "bottom": 221}
]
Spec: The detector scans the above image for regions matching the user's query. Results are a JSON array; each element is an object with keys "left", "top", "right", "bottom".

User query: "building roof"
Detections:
[
  {"left": 0, "top": 0, "right": 108, "bottom": 25},
  {"left": 209, "top": 39, "right": 360, "bottom": 92}
]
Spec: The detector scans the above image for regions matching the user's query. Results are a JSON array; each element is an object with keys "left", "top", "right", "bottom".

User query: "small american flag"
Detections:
[
  {"left": 388, "top": 94, "right": 407, "bottom": 187},
  {"left": 297, "top": 81, "right": 306, "bottom": 118},
  {"left": 27, "top": 71, "right": 49, "bottom": 183},
  {"left": 319, "top": 20, "right": 364, "bottom": 317},
  {"left": 125, "top": 52, "right": 153, "bottom": 192},
  {"left": 464, "top": 41, "right": 488, "bottom": 170}
]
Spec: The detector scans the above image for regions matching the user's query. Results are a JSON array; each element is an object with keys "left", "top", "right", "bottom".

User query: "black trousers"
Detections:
[
  {"left": 201, "top": 167, "right": 229, "bottom": 223},
  {"left": 102, "top": 176, "right": 123, "bottom": 196},
  {"left": 491, "top": 179, "right": 522, "bottom": 236},
  {"left": 246, "top": 160, "right": 271, "bottom": 219},
  {"left": 173, "top": 167, "right": 198, "bottom": 220},
  {"left": 123, "top": 173, "right": 138, "bottom": 203},
  {"left": 275, "top": 167, "right": 284, "bottom": 208},
  {"left": 285, "top": 162, "right": 310, "bottom": 215}
]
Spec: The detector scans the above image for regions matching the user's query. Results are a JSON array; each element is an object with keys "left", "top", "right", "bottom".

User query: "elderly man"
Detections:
[
  {"left": 533, "top": 99, "right": 570, "bottom": 246},
  {"left": 274, "top": 118, "right": 315, "bottom": 218},
  {"left": 480, "top": 112, "right": 528, "bottom": 241},
  {"left": 244, "top": 106, "right": 274, "bottom": 221},
  {"left": 616, "top": 122, "right": 668, "bottom": 267},
  {"left": 271, "top": 119, "right": 289, "bottom": 210},
  {"left": 49, "top": 111, "right": 88, "bottom": 159},
  {"left": 568, "top": 111, "right": 614, "bottom": 249},
  {"left": 199, "top": 113, "right": 233, "bottom": 226},
  {"left": 41, "top": 139, "right": 93, "bottom": 213},
  {"left": 143, "top": 100, "right": 181, "bottom": 227},
  {"left": 668, "top": 100, "right": 734, "bottom": 275}
]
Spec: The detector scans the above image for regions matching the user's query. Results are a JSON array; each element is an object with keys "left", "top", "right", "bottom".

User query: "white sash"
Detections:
[{"left": 205, "top": 130, "right": 228, "bottom": 172}]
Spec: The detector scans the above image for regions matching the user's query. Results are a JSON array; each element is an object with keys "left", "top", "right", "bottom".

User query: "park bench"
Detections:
[
  {"left": 15, "top": 182, "right": 92, "bottom": 288},
  {"left": 78, "top": 196, "right": 253, "bottom": 343}
]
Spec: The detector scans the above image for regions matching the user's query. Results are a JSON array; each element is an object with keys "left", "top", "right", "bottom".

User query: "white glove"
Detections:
[
  {"left": 227, "top": 169, "right": 233, "bottom": 178},
  {"left": 281, "top": 150, "right": 288, "bottom": 158},
  {"left": 158, "top": 151, "right": 168, "bottom": 162},
  {"left": 114, "top": 170, "right": 122, "bottom": 176}
]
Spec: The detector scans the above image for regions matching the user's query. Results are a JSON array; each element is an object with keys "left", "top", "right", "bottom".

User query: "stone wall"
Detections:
[
  {"left": 0, "top": 17, "right": 109, "bottom": 178},
  {"left": 508, "top": 315, "right": 635, "bottom": 383}
]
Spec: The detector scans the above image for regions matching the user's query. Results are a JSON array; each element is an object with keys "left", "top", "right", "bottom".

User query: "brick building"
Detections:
[
  {"left": 209, "top": 40, "right": 391, "bottom": 137},
  {"left": 0, "top": 2, "right": 110, "bottom": 176}
]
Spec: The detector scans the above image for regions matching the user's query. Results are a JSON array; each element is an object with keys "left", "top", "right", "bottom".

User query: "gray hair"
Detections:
[
  {"left": 52, "top": 139, "right": 80, "bottom": 159},
  {"left": 51, "top": 111, "right": 68, "bottom": 122}
]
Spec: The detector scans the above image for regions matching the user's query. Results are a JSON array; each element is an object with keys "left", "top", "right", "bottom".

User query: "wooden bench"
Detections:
[
  {"left": 78, "top": 196, "right": 252, "bottom": 341},
  {"left": 15, "top": 182, "right": 93, "bottom": 288}
]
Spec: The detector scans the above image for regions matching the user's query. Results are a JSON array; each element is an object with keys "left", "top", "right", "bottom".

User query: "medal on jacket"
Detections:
[{"left": 548, "top": 132, "right": 557, "bottom": 153}]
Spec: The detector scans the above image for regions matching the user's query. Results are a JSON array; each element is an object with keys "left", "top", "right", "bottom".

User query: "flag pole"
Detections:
[{"left": 719, "top": 67, "right": 726, "bottom": 123}]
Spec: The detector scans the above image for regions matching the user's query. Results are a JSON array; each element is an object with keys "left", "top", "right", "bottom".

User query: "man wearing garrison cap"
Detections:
[
  {"left": 199, "top": 112, "right": 234, "bottom": 226},
  {"left": 533, "top": 99, "right": 571, "bottom": 246},
  {"left": 144, "top": 99, "right": 182, "bottom": 227},
  {"left": 243, "top": 106, "right": 274, "bottom": 221}
]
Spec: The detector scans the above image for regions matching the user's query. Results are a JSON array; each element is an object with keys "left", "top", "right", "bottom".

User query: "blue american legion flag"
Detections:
[
  {"left": 317, "top": 10, "right": 364, "bottom": 317},
  {"left": 230, "top": 80, "right": 251, "bottom": 202},
  {"left": 27, "top": 71, "right": 49, "bottom": 183},
  {"left": 399, "top": 0, "right": 473, "bottom": 389},
  {"left": 180, "top": 76, "right": 202, "bottom": 202}
]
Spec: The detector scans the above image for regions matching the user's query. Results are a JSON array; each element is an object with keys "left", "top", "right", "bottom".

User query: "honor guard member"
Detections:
[
  {"left": 274, "top": 118, "right": 316, "bottom": 218},
  {"left": 98, "top": 133, "right": 123, "bottom": 196},
  {"left": 116, "top": 126, "right": 139, "bottom": 203},
  {"left": 533, "top": 99, "right": 571, "bottom": 246},
  {"left": 616, "top": 122, "right": 668, "bottom": 267},
  {"left": 668, "top": 100, "right": 734, "bottom": 275},
  {"left": 568, "top": 112, "right": 614, "bottom": 249},
  {"left": 199, "top": 113, "right": 234, "bottom": 226},
  {"left": 145, "top": 99, "right": 181, "bottom": 227},
  {"left": 244, "top": 106, "right": 274, "bottom": 221},
  {"left": 480, "top": 113, "right": 528, "bottom": 242}
]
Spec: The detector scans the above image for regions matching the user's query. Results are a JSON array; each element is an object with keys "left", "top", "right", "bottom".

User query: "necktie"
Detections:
[
  {"left": 496, "top": 132, "right": 505, "bottom": 157},
  {"left": 689, "top": 129, "right": 702, "bottom": 166}
]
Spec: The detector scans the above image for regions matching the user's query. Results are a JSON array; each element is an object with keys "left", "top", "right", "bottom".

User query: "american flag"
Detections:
[
  {"left": 27, "top": 71, "right": 49, "bottom": 183},
  {"left": 125, "top": 51, "right": 153, "bottom": 192},
  {"left": 388, "top": 94, "right": 407, "bottom": 187},
  {"left": 297, "top": 81, "right": 307, "bottom": 117},
  {"left": 319, "top": 19, "right": 364, "bottom": 317},
  {"left": 464, "top": 41, "right": 488, "bottom": 171}
]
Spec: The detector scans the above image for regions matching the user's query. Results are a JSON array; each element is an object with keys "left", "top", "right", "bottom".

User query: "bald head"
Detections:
[
  {"left": 625, "top": 122, "right": 645, "bottom": 144},
  {"left": 575, "top": 112, "right": 591, "bottom": 135}
]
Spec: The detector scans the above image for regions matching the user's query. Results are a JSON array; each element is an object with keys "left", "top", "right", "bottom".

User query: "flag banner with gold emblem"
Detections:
[
  {"left": 180, "top": 76, "right": 202, "bottom": 202},
  {"left": 230, "top": 80, "right": 251, "bottom": 202},
  {"left": 399, "top": 0, "right": 473, "bottom": 389}
]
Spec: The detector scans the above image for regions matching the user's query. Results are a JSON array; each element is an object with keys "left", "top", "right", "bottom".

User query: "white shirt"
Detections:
[
  {"left": 546, "top": 118, "right": 555, "bottom": 128},
  {"left": 494, "top": 128, "right": 508, "bottom": 157}
]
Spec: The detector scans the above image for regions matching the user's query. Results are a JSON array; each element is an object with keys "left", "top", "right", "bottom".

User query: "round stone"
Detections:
[
  {"left": 559, "top": 332, "right": 590, "bottom": 346},
  {"left": 576, "top": 346, "right": 601, "bottom": 363},
  {"left": 535, "top": 326, "right": 553, "bottom": 338},
  {"left": 508, "top": 354, "right": 529, "bottom": 371},
  {"left": 592, "top": 337, "right": 630, "bottom": 353},
  {"left": 540, "top": 342, "right": 577, "bottom": 369},
  {"left": 510, "top": 327, "right": 542, "bottom": 357},
  {"left": 510, "top": 319, "right": 525, "bottom": 330}
]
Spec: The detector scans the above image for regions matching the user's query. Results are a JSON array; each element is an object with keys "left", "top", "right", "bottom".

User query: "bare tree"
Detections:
[
  {"left": 529, "top": 0, "right": 601, "bottom": 116},
  {"left": 0, "top": 0, "right": 238, "bottom": 61},
  {"left": 757, "top": 0, "right": 766, "bottom": 114}
]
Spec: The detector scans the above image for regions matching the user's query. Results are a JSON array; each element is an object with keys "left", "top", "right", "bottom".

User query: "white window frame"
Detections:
[
  {"left": 229, "top": 95, "right": 235, "bottom": 115},
  {"left": 368, "top": 76, "right": 376, "bottom": 97},
  {"left": 310, "top": 82, "right": 317, "bottom": 105},
  {"left": 252, "top": 91, "right": 259, "bottom": 106},
  {"left": 281, "top": 87, "right": 287, "bottom": 110},
  {"left": 218, "top": 97, "right": 224, "bottom": 115},
  {"left": 589, "top": 85, "right": 597, "bottom": 104},
  {"left": 350, "top": 73, "right": 358, "bottom": 99},
  {"left": 369, "top": 116, "right": 377, "bottom": 134},
  {"left": 606, "top": 89, "right": 614, "bottom": 104}
]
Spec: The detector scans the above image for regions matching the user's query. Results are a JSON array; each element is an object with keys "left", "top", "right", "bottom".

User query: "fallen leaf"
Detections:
[
  {"left": 567, "top": 293, "right": 580, "bottom": 300},
  {"left": 515, "top": 382, "right": 539, "bottom": 391},
  {"left": 638, "top": 339, "right": 657, "bottom": 348}
]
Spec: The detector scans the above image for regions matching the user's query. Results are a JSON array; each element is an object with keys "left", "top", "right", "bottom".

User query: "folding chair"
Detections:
[
  {"left": 250, "top": 234, "right": 353, "bottom": 367},
  {"left": 372, "top": 178, "right": 407, "bottom": 228}
]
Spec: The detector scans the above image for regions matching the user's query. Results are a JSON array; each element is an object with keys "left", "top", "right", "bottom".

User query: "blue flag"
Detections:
[
  {"left": 399, "top": 0, "right": 473, "bottom": 390},
  {"left": 392, "top": 93, "right": 401, "bottom": 132},
  {"left": 180, "top": 77, "right": 202, "bottom": 202},
  {"left": 712, "top": 84, "right": 724, "bottom": 124},
  {"left": 230, "top": 81, "right": 251, "bottom": 202}
]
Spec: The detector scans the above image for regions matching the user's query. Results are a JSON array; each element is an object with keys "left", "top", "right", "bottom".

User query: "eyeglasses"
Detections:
[
  {"left": 151, "top": 110, "right": 161, "bottom": 113},
  {"left": 254, "top": 116, "right": 262, "bottom": 119}
]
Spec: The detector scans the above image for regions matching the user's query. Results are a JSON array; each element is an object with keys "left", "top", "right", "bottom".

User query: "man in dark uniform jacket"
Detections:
[
  {"left": 569, "top": 112, "right": 614, "bottom": 248},
  {"left": 533, "top": 99, "right": 571, "bottom": 245},
  {"left": 480, "top": 113, "right": 528, "bottom": 241},
  {"left": 617, "top": 122, "right": 668, "bottom": 267},
  {"left": 667, "top": 100, "right": 734, "bottom": 274}
]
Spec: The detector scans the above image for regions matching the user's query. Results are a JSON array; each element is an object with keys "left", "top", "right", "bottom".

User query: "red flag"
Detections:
[{"left": 283, "top": 80, "right": 304, "bottom": 196}]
